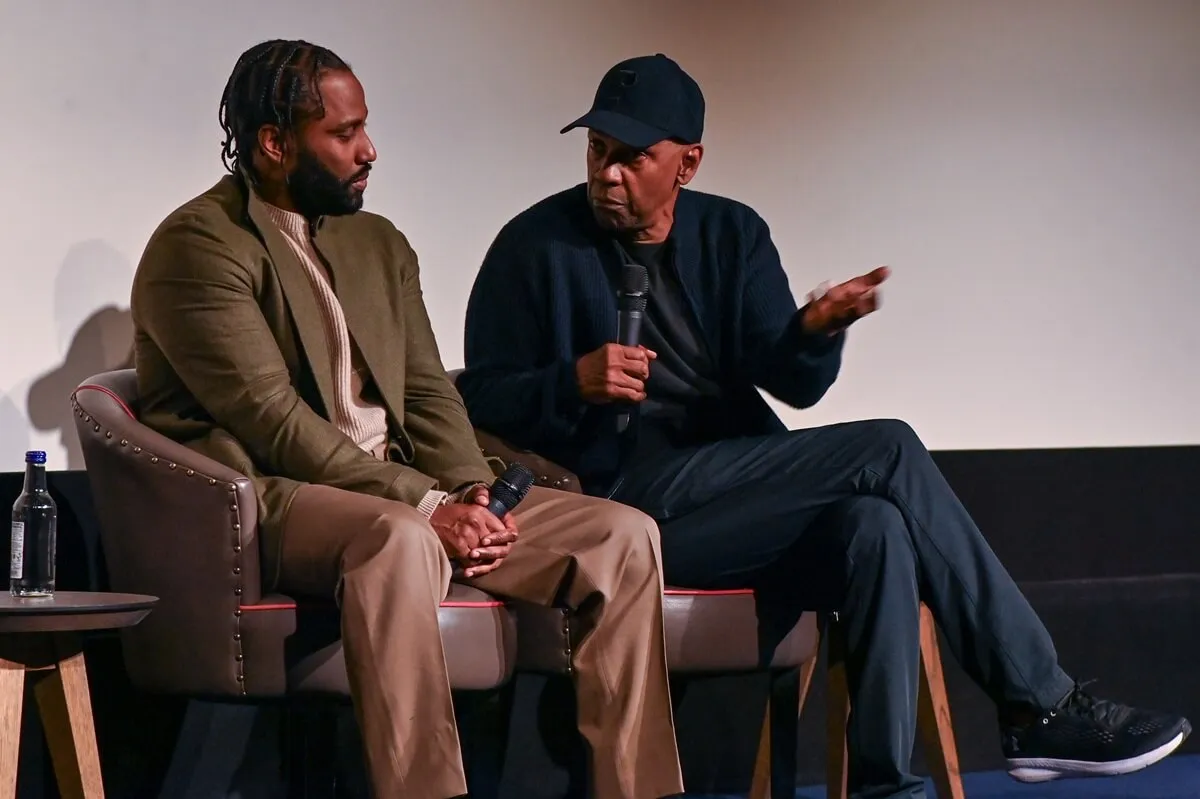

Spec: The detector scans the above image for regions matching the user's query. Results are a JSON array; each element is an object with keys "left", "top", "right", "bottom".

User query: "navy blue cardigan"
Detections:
[{"left": 458, "top": 183, "right": 845, "bottom": 494}]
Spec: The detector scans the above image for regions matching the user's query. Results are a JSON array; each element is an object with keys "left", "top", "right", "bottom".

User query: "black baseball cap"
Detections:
[{"left": 560, "top": 54, "right": 705, "bottom": 149}]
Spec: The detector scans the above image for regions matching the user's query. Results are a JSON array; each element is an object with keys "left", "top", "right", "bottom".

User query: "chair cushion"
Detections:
[
  {"left": 663, "top": 588, "right": 818, "bottom": 672},
  {"left": 237, "top": 583, "right": 517, "bottom": 696},
  {"left": 513, "top": 587, "right": 819, "bottom": 675}
]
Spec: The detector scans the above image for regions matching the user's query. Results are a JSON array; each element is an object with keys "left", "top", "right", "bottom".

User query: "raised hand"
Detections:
[{"left": 802, "top": 266, "right": 891, "bottom": 336}]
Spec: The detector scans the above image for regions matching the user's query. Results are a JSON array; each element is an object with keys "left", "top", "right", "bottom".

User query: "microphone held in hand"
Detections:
[
  {"left": 485, "top": 462, "right": 536, "bottom": 518},
  {"left": 617, "top": 263, "right": 649, "bottom": 347},
  {"left": 616, "top": 264, "right": 649, "bottom": 433}
]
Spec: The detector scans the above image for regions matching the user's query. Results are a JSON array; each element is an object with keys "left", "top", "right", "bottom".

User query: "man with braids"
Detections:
[{"left": 131, "top": 40, "right": 684, "bottom": 799}]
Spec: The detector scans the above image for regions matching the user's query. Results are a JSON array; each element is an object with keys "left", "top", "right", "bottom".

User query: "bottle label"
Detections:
[{"left": 10, "top": 521, "right": 24, "bottom": 579}]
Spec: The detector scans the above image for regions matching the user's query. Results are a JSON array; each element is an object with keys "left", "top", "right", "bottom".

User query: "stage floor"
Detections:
[{"left": 695, "top": 753, "right": 1200, "bottom": 798}]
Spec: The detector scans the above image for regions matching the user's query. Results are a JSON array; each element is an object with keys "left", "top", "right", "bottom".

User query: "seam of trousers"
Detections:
[
  {"left": 342, "top": 580, "right": 411, "bottom": 795},
  {"left": 863, "top": 466, "right": 1046, "bottom": 702}
]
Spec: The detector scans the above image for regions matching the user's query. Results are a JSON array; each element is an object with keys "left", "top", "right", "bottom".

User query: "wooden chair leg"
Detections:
[
  {"left": 916, "top": 604, "right": 964, "bottom": 799},
  {"left": 0, "top": 658, "right": 25, "bottom": 799},
  {"left": 823, "top": 605, "right": 965, "bottom": 799},
  {"left": 748, "top": 625, "right": 820, "bottom": 799},
  {"left": 754, "top": 606, "right": 965, "bottom": 799}
]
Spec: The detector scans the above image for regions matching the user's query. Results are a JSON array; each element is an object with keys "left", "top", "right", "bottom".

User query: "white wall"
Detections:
[{"left": 2, "top": 0, "right": 1198, "bottom": 470}]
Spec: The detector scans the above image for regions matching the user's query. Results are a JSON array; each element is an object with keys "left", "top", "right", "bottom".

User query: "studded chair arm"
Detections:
[
  {"left": 72, "top": 376, "right": 261, "bottom": 696},
  {"left": 471, "top": 427, "right": 582, "bottom": 494}
]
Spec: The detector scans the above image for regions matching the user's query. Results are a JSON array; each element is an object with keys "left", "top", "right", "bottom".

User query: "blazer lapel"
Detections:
[
  {"left": 243, "top": 186, "right": 339, "bottom": 418},
  {"left": 313, "top": 220, "right": 407, "bottom": 422}
]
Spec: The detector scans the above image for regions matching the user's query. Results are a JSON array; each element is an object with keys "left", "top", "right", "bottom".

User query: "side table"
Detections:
[{"left": 0, "top": 591, "right": 157, "bottom": 799}]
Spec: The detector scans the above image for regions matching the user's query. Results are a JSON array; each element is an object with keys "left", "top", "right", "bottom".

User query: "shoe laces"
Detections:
[{"left": 1052, "top": 680, "right": 1132, "bottom": 728}]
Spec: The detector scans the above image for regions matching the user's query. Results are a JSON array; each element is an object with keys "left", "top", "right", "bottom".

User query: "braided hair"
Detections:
[{"left": 218, "top": 39, "right": 351, "bottom": 176}]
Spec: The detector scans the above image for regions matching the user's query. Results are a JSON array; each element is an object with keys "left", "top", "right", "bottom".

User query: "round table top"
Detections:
[{"left": 0, "top": 591, "right": 158, "bottom": 634}]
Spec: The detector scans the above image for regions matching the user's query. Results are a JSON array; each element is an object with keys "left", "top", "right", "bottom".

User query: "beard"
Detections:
[{"left": 287, "top": 148, "right": 369, "bottom": 218}]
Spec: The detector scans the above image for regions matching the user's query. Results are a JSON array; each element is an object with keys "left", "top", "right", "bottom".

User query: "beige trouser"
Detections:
[{"left": 277, "top": 484, "right": 684, "bottom": 799}]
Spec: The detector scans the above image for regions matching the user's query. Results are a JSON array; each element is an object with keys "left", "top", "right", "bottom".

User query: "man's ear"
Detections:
[
  {"left": 256, "top": 124, "right": 292, "bottom": 172},
  {"left": 677, "top": 143, "right": 704, "bottom": 186}
]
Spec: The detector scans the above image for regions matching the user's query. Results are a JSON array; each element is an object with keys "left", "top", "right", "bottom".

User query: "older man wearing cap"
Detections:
[{"left": 458, "top": 54, "right": 1191, "bottom": 798}]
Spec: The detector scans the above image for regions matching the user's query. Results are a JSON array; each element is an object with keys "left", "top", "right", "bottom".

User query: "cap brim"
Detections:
[{"left": 559, "top": 109, "right": 672, "bottom": 150}]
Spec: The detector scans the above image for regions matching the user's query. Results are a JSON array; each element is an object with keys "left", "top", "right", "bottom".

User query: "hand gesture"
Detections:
[
  {"left": 575, "top": 343, "right": 658, "bottom": 404},
  {"left": 802, "top": 266, "right": 891, "bottom": 336}
]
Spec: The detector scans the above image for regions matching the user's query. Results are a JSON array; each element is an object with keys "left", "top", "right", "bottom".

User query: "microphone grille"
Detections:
[
  {"left": 492, "top": 462, "right": 536, "bottom": 511},
  {"left": 621, "top": 264, "right": 649, "bottom": 295}
]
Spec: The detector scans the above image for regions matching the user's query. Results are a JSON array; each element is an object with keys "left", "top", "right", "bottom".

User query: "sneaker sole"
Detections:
[{"left": 1006, "top": 729, "right": 1188, "bottom": 783}]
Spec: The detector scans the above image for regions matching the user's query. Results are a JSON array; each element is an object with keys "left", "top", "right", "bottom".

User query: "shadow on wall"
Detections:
[{"left": 28, "top": 240, "right": 135, "bottom": 471}]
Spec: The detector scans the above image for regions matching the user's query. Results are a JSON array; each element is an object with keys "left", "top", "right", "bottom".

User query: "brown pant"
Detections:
[{"left": 278, "top": 484, "right": 684, "bottom": 799}]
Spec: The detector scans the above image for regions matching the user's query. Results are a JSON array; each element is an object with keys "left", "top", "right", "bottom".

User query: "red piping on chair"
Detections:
[
  {"left": 440, "top": 600, "right": 505, "bottom": 608},
  {"left": 76, "top": 384, "right": 136, "bottom": 419}
]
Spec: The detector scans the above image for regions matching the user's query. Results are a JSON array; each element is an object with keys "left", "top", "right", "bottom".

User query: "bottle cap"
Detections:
[{"left": 25, "top": 451, "right": 47, "bottom": 465}]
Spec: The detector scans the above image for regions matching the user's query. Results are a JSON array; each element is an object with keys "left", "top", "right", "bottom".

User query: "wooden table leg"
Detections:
[
  {"left": 32, "top": 640, "right": 105, "bottom": 799},
  {"left": 0, "top": 657, "right": 25, "bottom": 799}
]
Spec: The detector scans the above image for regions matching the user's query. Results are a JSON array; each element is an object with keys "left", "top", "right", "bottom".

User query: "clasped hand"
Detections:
[{"left": 429, "top": 486, "right": 518, "bottom": 578}]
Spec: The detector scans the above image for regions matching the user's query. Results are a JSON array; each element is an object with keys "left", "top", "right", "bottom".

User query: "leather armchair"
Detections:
[{"left": 70, "top": 370, "right": 518, "bottom": 793}]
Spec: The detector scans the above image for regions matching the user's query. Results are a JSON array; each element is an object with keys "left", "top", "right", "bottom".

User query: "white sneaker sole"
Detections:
[{"left": 1006, "top": 730, "right": 1187, "bottom": 783}]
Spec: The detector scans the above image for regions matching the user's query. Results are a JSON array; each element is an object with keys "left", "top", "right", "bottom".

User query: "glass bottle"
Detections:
[{"left": 10, "top": 450, "right": 56, "bottom": 597}]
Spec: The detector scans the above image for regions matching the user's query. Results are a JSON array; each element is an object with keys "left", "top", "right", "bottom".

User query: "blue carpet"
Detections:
[{"left": 688, "top": 753, "right": 1200, "bottom": 798}]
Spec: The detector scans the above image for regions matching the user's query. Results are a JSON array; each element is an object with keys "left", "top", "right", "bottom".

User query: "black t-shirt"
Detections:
[{"left": 618, "top": 238, "right": 724, "bottom": 454}]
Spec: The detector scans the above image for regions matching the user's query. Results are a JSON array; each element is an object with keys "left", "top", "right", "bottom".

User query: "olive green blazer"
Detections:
[{"left": 131, "top": 173, "right": 496, "bottom": 585}]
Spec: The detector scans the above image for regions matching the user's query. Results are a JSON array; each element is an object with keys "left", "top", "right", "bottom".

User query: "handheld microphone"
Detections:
[
  {"left": 616, "top": 264, "right": 649, "bottom": 433},
  {"left": 485, "top": 462, "right": 536, "bottom": 518}
]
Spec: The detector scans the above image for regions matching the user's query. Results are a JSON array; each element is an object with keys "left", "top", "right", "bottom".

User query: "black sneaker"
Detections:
[{"left": 1003, "top": 681, "right": 1191, "bottom": 783}]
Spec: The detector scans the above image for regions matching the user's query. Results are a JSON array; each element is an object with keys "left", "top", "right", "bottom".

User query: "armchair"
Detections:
[{"left": 71, "top": 370, "right": 518, "bottom": 795}]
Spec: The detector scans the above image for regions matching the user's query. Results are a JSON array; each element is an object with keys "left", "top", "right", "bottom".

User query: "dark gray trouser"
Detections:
[{"left": 609, "top": 418, "right": 1077, "bottom": 799}]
